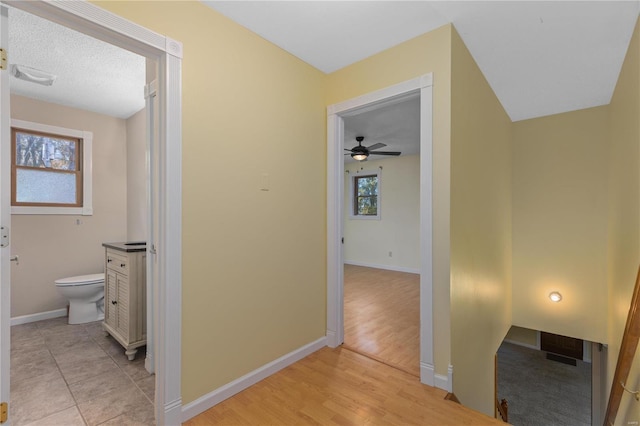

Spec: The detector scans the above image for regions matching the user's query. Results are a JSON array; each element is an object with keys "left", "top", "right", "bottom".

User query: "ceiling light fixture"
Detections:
[
  {"left": 10, "top": 64, "right": 56, "bottom": 86},
  {"left": 351, "top": 152, "right": 369, "bottom": 161},
  {"left": 549, "top": 291, "right": 562, "bottom": 303}
]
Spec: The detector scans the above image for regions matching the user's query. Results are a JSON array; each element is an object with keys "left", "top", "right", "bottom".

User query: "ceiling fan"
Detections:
[{"left": 345, "top": 136, "right": 401, "bottom": 161}]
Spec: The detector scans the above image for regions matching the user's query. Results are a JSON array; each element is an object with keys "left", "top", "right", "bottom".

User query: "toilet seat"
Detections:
[{"left": 55, "top": 273, "right": 105, "bottom": 287}]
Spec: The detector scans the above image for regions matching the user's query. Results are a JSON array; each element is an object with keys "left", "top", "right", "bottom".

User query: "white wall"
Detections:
[
  {"left": 10, "top": 95, "right": 128, "bottom": 318},
  {"left": 126, "top": 108, "right": 146, "bottom": 242},
  {"left": 343, "top": 155, "right": 419, "bottom": 273}
]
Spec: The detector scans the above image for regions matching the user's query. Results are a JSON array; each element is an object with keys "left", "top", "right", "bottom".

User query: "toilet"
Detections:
[{"left": 54, "top": 273, "right": 105, "bottom": 324}]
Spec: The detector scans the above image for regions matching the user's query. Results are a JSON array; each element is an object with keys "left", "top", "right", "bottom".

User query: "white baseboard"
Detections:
[
  {"left": 11, "top": 308, "right": 67, "bottom": 326},
  {"left": 164, "top": 398, "right": 183, "bottom": 426},
  {"left": 421, "top": 362, "right": 452, "bottom": 392},
  {"left": 434, "top": 365, "right": 453, "bottom": 393},
  {"left": 326, "top": 329, "right": 340, "bottom": 348},
  {"left": 344, "top": 260, "right": 420, "bottom": 274},
  {"left": 181, "top": 337, "right": 327, "bottom": 422},
  {"left": 503, "top": 338, "right": 540, "bottom": 351},
  {"left": 420, "top": 362, "right": 435, "bottom": 386}
]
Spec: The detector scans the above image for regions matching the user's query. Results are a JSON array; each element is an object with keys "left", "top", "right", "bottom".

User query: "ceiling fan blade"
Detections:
[
  {"left": 369, "top": 151, "right": 401, "bottom": 156},
  {"left": 344, "top": 148, "right": 354, "bottom": 152},
  {"left": 366, "top": 143, "right": 387, "bottom": 151}
]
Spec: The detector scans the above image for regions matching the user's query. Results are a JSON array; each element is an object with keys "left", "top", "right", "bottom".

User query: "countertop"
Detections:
[{"left": 102, "top": 241, "right": 146, "bottom": 252}]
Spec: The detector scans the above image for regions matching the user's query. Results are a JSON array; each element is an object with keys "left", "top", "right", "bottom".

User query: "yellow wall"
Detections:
[
  {"left": 607, "top": 17, "right": 640, "bottom": 425},
  {"left": 10, "top": 95, "right": 128, "bottom": 317},
  {"left": 94, "top": 1, "right": 328, "bottom": 404},
  {"left": 504, "top": 326, "right": 538, "bottom": 348},
  {"left": 449, "top": 28, "right": 512, "bottom": 415},
  {"left": 327, "top": 23, "right": 454, "bottom": 380},
  {"left": 512, "top": 106, "right": 609, "bottom": 344}
]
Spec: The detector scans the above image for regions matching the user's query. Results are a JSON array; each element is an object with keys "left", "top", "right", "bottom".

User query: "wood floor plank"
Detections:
[
  {"left": 184, "top": 347, "right": 503, "bottom": 425},
  {"left": 344, "top": 264, "right": 420, "bottom": 377}
]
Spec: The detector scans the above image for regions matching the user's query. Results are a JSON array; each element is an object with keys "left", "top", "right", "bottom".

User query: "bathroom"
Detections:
[{"left": 8, "top": 7, "right": 155, "bottom": 425}]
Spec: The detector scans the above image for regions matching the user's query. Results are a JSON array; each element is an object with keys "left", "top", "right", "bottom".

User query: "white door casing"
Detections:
[
  {"left": 326, "top": 74, "right": 438, "bottom": 387},
  {"left": 0, "top": 1, "right": 183, "bottom": 424},
  {"left": 0, "top": 5, "right": 11, "bottom": 423}
]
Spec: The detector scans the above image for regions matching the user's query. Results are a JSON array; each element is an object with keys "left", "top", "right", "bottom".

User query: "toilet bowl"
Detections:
[{"left": 54, "top": 273, "right": 105, "bottom": 324}]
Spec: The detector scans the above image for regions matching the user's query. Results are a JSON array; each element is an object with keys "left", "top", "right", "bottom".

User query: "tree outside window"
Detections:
[
  {"left": 354, "top": 175, "right": 378, "bottom": 215},
  {"left": 12, "top": 128, "right": 82, "bottom": 207}
]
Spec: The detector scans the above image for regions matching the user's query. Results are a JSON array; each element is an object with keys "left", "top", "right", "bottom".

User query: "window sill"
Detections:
[
  {"left": 349, "top": 214, "right": 381, "bottom": 221},
  {"left": 11, "top": 206, "right": 93, "bottom": 216}
]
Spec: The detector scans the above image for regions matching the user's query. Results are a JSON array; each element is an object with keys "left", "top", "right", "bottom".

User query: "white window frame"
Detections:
[
  {"left": 349, "top": 168, "right": 381, "bottom": 220},
  {"left": 11, "top": 119, "right": 93, "bottom": 216}
]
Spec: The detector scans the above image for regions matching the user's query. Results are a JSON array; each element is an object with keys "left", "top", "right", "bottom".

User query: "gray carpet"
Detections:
[{"left": 497, "top": 342, "right": 591, "bottom": 426}]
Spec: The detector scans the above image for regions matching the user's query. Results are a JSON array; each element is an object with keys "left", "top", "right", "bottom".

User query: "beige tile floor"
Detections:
[{"left": 10, "top": 317, "right": 155, "bottom": 426}]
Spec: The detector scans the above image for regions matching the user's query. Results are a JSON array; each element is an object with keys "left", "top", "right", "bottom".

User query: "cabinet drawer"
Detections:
[{"left": 106, "top": 250, "right": 129, "bottom": 276}]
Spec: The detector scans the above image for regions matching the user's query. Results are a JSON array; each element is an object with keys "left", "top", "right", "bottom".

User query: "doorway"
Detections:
[
  {"left": 326, "top": 74, "right": 438, "bottom": 387},
  {"left": 341, "top": 95, "right": 421, "bottom": 376},
  {"left": 0, "top": 2, "right": 182, "bottom": 424}
]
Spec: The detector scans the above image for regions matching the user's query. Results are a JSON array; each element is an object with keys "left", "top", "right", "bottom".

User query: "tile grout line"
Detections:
[{"left": 12, "top": 317, "right": 154, "bottom": 426}]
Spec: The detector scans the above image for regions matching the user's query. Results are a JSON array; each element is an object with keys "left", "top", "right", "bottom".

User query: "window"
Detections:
[
  {"left": 11, "top": 119, "right": 93, "bottom": 215},
  {"left": 350, "top": 170, "right": 381, "bottom": 219}
]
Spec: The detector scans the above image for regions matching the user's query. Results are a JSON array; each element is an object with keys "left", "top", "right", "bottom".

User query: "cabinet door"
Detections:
[
  {"left": 116, "top": 273, "right": 130, "bottom": 341},
  {"left": 105, "top": 269, "right": 118, "bottom": 328}
]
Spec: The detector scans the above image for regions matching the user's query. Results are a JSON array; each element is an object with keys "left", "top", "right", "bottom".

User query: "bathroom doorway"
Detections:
[{"left": 0, "top": 2, "right": 183, "bottom": 424}]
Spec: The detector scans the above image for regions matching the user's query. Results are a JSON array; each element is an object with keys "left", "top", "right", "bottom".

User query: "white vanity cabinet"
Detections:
[{"left": 103, "top": 242, "right": 146, "bottom": 360}]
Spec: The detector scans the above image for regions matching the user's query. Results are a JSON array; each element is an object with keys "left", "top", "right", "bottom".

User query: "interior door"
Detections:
[{"left": 0, "top": 5, "right": 11, "bottom": 423}]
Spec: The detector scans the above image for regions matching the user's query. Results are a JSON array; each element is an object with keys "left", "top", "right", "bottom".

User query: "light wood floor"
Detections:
[
  {"left": 344, "top": 264, "right": 420, "bottom": 377},
  {"left": 184, "top": 346, "right": 503, "bottom": 425}
]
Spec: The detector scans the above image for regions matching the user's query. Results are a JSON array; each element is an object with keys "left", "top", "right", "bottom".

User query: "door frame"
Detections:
[
  {"left": 326, "top": 74, "right": 438, "bottom": 387},
  {"left": 0, "top": 1, "right": 183, "bottom": 424}
]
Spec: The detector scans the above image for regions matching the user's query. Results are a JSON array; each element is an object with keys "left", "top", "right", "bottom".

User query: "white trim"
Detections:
[
  {"left": 434, "top": 364, "right": 453, "bottom": 393},
  {"left": 503, "top": 338, "right": 540, "bottom": 351},
  {"left": 10, "top": 308, "right": 67, "bottom": 326},
  {"left": 0, "top": 2, "right": 183, "bottom": 425},
  {"left": 326, "top": 111, "right": 344, "bottom": 349},
  {"left": 327, "top": 75, "right": 431, "bottom": 117},
  {"left": 0, "top": 5, "right": 10, "bottom": 416},
  {"left": 10, "top": 119, "right": 93, "bottom": 216},
  {"left": 327, "top": 73, "right": 435, "bottom": 386},
  {"left": 420, "top": 361, "right": 435, "bottom": 387},
  {"left": 344, "top": 260, "right": 420, "bottom": 275},
  {"left": 181, "top": 337, "right": 327, "bottom": 422}
]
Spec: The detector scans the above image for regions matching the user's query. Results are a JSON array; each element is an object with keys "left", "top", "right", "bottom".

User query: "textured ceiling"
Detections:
[
  {"left": 343, "top": 96, "right": 420, "bottom": 164},
  {"left": 8, "top": 8, "right": 145, "bottom": 119}
]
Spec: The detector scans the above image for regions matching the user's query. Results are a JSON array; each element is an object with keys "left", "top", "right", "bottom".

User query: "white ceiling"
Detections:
[
  {"left": 205, "top": 0, "right": 639, "bottom": 163},
  {"left": 343, "top": 96, "right": 420, "bottom": 163},
  {"left": 8, "top": 8, "right": 145, "bottom": 119},
  {"left": 7, "top": 1, "right": 640, "bottom": 137},
  {"left": 205, "top": 1, "right": 640, "bottom": 122}
]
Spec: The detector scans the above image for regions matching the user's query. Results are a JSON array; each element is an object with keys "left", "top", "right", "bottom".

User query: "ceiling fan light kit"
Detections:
[{"left": 345, "top": 136, "right": 401, "bottom": 162}]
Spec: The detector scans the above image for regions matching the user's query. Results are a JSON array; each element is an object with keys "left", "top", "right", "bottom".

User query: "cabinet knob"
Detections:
[
  {"left": 111, "top": 300, "right": 117, "bottom": 305},
  {"left": 107, "top": 258, "right": 112, "bottom": 263},
  {"left": 120, "top": 263, "right": 126, "bottom": 268}
]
